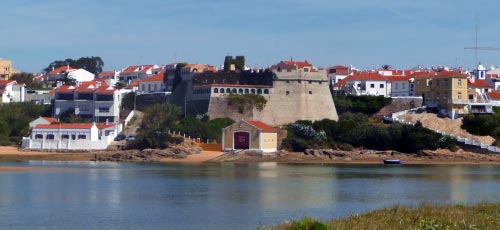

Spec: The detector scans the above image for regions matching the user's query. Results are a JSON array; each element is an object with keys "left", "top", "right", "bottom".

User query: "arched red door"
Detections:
[{"left": 233, "top": 132, "right": 250, "bottom": 149}]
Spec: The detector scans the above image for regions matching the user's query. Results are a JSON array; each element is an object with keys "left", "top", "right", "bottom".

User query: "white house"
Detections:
[
  {"left": 138, "top": 73, "right": 165, "bottom": 94},
  {"left": 342, "top": 72, "right": 389, "bottom": 96},
  {"left": 25, "top": 89, "right": 54, "bottom": 105},
  {"left": 0, "top": 80, "right": 25, "bottom": 103},
  {"left": 118, "top": 65, "right": 159, "bottom": 83},
  {"left": 54, "top": 81, "right": 121, "bottom": 122},
  {"left": 386, "top": 75, "right": 412, "bottom": 97},
  {"left": 46, "top": 66, "right": 76, "bottom": 82},
  {"left": 67, "top": 69, "right": 95, "bottom": 83},
  {"left": 21, "top": 122, "right": 120, "bottom": 151}
]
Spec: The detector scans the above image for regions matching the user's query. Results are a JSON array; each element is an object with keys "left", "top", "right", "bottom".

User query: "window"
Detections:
[
  {"left": 46, "top": 134, "right": 55, "bottom": 140},
  {"left": 142, "top": 84, "right": 145, "bottom": 91},
  {"left": 220, "top": 88, "right": 225, "bottom": 93},
  {"left": 154, "top": 84, "right": 157, "bottom": 91},
  {"left": 436, "top": 80, "right": 440, "bottom": 87},
  {"left": 257, "top": 89, "right": 262, "bottom": 94},
  {"left": 238, "top": 89, "right": 243, "bottom": 94},
  {"left": 61, "top": 134, "right": 69, "bottom": 139},
  {"left": 402, "top": 84, "right": 405, "bottom": 89},
  {"left": 308, "top": 81, "right": 312, "bottom": 84},
  {"left": 214, "top": 88, "right": 218, "bottom": 93},
  {"left": 244, "top": 89, "right": 249, "bottom": 94},
  {"left": 148, "top": 84, "right": 151, "bottom": 91},
  {"left": 78, "top": 134, "right": 87, "bottom": 140},
  {"left": 458, "top": 92, "right": 462, "bottom": 100},
  {"left": 286, "top": 80, "right": 290, "bottom": 83},
  {"left": 251, "top": 89, "right": 256, "bottom": 94},
  {"left": 370, "top": 84, "right": 375, "bottom": 88},
  {"left": 444, "top": 92, "right": 448, "bottom": 99},
  {"left": 264, "top": 89, "right": 269, "bottom": 94},
  {"left": 286, "top": 91, "right": 290, "bottom": 95},
  {"left": 99, "top": 107, "right": 110, "bottom": 113},
  {"left": 309, "top": 91, "right": 312, "bottom": 94},
  {"left": 380, "top": 84, "right": 384, "bottom": 88},
  {"left": 35, "top": 134, "right": 43, "bottom": 139},
  {"left": 80, "top": 104, "right": 90, "bottom": 112},
  {"left": 395, "top": 83, "right": 399, "bottom": 89},
  {"left": 458, "top": 79, "right": 462, "bottom": 87},
  {"left": 436, "top": 92, "right": 440, "bottom": 100},
  {"left": 444, "top": 79, "right": 448, "bottom": 86}
]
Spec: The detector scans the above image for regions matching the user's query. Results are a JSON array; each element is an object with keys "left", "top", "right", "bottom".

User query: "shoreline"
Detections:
[{"left": 3, "top": 146, "right": 500, "bottom": 165}]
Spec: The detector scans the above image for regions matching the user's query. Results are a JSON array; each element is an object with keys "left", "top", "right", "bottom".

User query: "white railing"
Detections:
[
  {"left": 124, "top": 110, "right": 135, "bottom": 126},
  {"left": 385, "top": 109, "right": 500, "bottom": 153}
]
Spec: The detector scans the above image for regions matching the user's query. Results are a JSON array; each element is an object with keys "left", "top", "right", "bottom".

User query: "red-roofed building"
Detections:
[
  {"left": 46, "top": 65, "right": 76, "bottom": 82},
  {"left": 340, "top": 72, "right": 390, "bottom": 96},
  {"left": 222, "top": 119, "right": 278, "bottom": 153},
  {"left": 327, "top": 65, "right": 352, "bottom": 86},
  {"left": 29, "top": 116, "right": 59, "bottom": 128},
  {"left": 118, "top": 65, "right": 159, "bottom": 83},
  {"left": 138, "top": 73, "right": 166, "bottom": 94},
  {"left": 54, "top": 81, "right": 120, "bottom": 122},
  {"left": 269, "top": 60, "right": 314, "bottom": 72},
  {"left": 180, "top": 64, "right": 217, "bottom": 79},
  {"left": 22, "top": 121, "right": 121, "bottom": 151}
]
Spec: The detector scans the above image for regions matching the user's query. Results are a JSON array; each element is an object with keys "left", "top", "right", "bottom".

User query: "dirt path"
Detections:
[
  {"left": 159, "top": 151, "right": 224, "bottom": 163},
  {"left": 124, "top": 110, "right": 144, "bottom": 136},
  {"left": 398, "top": 113, "right": 495, "bottom": 145}
]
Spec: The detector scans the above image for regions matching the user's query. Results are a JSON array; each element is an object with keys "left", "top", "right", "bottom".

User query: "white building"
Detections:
[
  {"left": 21, "top": 122, "right": 120, "bottom": 151},
  {"left": 341, "top": 72, "right": 389, "bottom": 96},
  {"left": 67, "top": 69, "right": 95, "bottom": 82},
  {"left": 54, "top": 81, "right": 121, "bottom": 122},
  {"left": 0, "top": 80, "right": 25, "bottom": 103},
  {"left": 138, "top": 73, "right": 165, "bottom": 94},
  {"left": 25, "top": 89, "right": 54, "bottom": 105},
  {"left": 118, "top": 65, "right": 158, "bottom": 83},
  {"left": 386, "top": 75, "right": 412, "bottom": 97}
]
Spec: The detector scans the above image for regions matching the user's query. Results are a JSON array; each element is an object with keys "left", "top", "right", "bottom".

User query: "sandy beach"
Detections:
[{"left": 159, "top": 151, "right": 224, "bottom": 163}]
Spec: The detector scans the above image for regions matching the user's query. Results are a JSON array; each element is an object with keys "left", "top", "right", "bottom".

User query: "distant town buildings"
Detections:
[
  {"left": 0, "top": 57, "right": 18, "bottom": 80},
  {"left": 0, "top": 80, "right": 25, "bottom": 103},
  {"left": 53, "top": 80, "right": 121, "bottom": 122}
]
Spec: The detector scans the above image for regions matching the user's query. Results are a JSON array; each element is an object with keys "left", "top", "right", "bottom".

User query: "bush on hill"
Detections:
[
  {"left": 282, "top": 114, "right": 456, "bottom": 153},
  {"left": 0, "top": 103, "right": 51, "bottom": 145},
  {"left": 333, "top": 95, "right": 392, "bottom": 115}
]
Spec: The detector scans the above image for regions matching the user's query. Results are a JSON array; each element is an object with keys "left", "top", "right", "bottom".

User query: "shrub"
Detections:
[
  {"left": 338, "top": 143, "right": 354, "bottom": 151},
  {"left": 461, "top": 114, "right": 498, "bottom": 136}
]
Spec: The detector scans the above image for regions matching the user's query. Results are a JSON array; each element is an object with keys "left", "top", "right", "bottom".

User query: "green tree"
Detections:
[
  {"left": 44, "top": 56, "right": 104, "bottom": 75},
  {"left": 10, "top": 72, "right": 44, "bottom": 89}
]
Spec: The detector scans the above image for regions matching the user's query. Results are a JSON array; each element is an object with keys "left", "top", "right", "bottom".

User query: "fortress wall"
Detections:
[{"left": 206, "top": 70, "right": 338, "bottom": 126}]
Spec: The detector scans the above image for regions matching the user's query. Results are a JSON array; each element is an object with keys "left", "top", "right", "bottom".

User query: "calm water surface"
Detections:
[{"left": 1, "top": 161, "right": 500, "bottom": 230}]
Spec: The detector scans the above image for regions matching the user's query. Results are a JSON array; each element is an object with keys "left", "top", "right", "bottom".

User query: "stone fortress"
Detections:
[{"left": 170, "top": 60, "right": 338, "bottom": 126}]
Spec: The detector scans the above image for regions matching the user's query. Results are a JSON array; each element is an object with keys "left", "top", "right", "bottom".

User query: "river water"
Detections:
[{"left": 1, "top": 161, "right": 500, "bottom": 230}]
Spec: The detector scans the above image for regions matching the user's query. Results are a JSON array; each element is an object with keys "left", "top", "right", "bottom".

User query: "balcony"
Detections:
[{"left": 448, "top": 99, "right": 490, "bottom": 105}]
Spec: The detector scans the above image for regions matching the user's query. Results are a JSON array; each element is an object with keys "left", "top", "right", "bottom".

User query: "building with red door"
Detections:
[{"left": 222, "top": 120, "right": 278, "bottom": 153}]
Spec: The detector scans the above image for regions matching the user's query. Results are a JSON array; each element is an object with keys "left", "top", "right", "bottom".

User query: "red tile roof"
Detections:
[
  {"left": 42, "top": 117, "right": 58, "bottom": 123},
  {"left": 488, "top": 91, "right": 500, "bottom": 100},
  {"left": 129, "top": 79, "right": 140, "bottom": 87},
  {"left": 99, "top": 71, "right": 116, "bottom": 76},
  {"left": 347, "top": 72, "right": 386, "bottom": 81},
  {"left": 48, "top": 66, "right": 75, "bottom": 75},
  {"left": 55, "top": 81, "right": 114, "bottom": 94},
  {"left": 122, "top": 65, "right": 154, "bottom": 73},
  {"left": 282, "top": 60, "right": 312, "bottom": 69},
  {"left": 0, "top": 80, "right": 16, "bottom": 86},
  {"left": 468, "top": 79, "right": 491, "bottom": 88},
  {"left": 385, "top": 75, "right": 412, "bottom": 82},
  {"left": 245, "top": 120, "right": 277, "bottom": 132},
  {"left": 141, "top": 73, "right": 164, "bottom": 82},
  {"left": 34, "top": 123, "right": 116, "bottom": 130}
]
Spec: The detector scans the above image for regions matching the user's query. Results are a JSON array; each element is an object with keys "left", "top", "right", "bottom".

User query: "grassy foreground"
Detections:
[{"left": 266, "top": 202, "right": 500, "bottom": 230}]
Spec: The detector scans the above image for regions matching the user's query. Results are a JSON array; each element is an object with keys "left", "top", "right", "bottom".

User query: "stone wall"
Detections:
[
  {"left": 205, "top": 70, "right": 338, "bottom": 126},
  {"left": 372, "top": 97, "right": 424, "bottom": 119}
]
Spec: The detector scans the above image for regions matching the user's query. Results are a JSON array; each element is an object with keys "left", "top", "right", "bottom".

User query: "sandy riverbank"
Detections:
[{"left": 3, "top": 146, "right": 500, "bottom": 165}]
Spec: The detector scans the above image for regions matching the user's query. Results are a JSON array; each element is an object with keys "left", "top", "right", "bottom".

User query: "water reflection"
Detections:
[{"left": 2, "top": 162, "right": 500, "bottom": 230}]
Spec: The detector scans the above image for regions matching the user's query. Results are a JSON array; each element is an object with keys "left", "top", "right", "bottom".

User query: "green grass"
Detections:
[{"left": 266, "top": 202, "right": 500, "bottom": 230}]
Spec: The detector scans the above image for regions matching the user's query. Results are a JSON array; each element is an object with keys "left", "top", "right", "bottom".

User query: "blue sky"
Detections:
[{"left": 1, "top": 0, "right": 500, "bottom": 73}]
